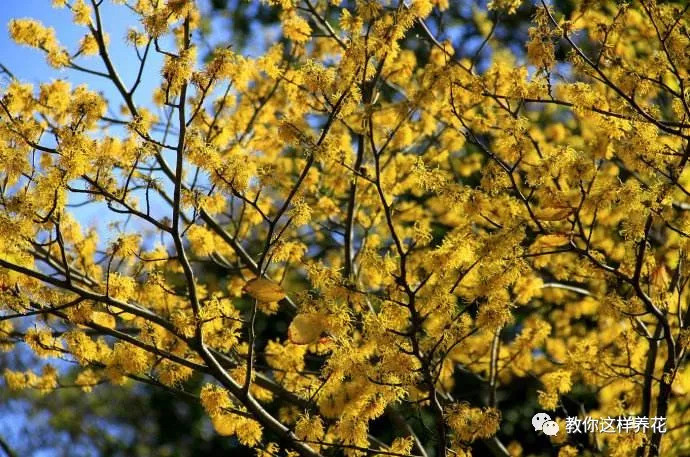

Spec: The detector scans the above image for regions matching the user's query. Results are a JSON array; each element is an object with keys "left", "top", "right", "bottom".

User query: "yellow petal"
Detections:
[
  {"left": 533, "top": 234, "right": 571, "bottom": 248},
  {"left": 288, "top": 313, "right": 325, "bottom": 345},
  {"left": 651, "top": 264, "right": 670, "bottom": 291},
  {"left": 91, "top": 311, "right": 116, "bottom": 329},
  {"left": 535, "top": 207, "right": 573, "bottom": 221},
  {"left": 243, "top": 278, "right": 286, "bottom": 303}
]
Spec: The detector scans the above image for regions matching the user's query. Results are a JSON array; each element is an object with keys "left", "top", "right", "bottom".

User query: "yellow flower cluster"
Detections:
[
  {"left": 2, "top": 0, "right": 690, "bottom": 456},
  {"left": 446, "top": 403, "right": 501, "bottom": 442},
  {"left": 9, "top": 19, "right": 68, "bottom": 67}
]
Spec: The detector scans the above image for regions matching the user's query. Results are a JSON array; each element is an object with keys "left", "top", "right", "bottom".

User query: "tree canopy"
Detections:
[{"left": 1, "top": 1, "right": 690, "bottom": 456}]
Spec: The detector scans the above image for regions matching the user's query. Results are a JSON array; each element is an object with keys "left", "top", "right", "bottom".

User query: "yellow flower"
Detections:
[
  {"left": 488, "top": 0, "right": 523, "bottom": 14},
  {"left": 72, "top": 0, "right": 92, "bottom": 25},
  {"left": 200, "top": 383, "right": 232, "bottom": 417},
  {"left": 446, "top": 403, "right": 501, "bottom": 442}
]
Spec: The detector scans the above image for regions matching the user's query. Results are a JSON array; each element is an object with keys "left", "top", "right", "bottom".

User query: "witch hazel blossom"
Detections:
[{"left": 0, "top": 0, "right": 689, "bottom": 456}]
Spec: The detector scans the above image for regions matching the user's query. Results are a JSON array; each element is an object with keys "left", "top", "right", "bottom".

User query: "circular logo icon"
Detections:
[
  {"left": 542, "top": 420, "right": 560, "bottom": 436},
  {"left": 532, "top": 412, "right": 552, "bottom": 431}
]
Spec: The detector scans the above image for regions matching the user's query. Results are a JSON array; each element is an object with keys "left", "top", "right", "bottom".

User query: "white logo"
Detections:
[
  {"left": 532, "top": 412, "right": 551, "bottom": 431},
  {"left": 532, "top": 412, "right": 559, "bottom": 436},
  {"left": 542, "top": 420, "right": 560, "bottom": 436}
]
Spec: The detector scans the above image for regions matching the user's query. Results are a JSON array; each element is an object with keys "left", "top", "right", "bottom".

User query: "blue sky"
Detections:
[
  {"left": 0, "top": 1, "right": 162, "bottom": 100},
  {"left": 0, "top": 4, "right": 185, "bottom": 454},
  {"left": 0, "top": 3, "right": 283, "bottom": 452},
  {"left": 0, "top": 0, "right": 277, "bottom": 235},
  {"left": 0, "top": 1, "right": 169, "bottom": 237}
]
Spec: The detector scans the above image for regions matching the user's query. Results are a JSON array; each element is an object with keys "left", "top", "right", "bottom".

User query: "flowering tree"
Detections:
[{"left": 1, "top": 0, "right": 690, "bottom": 456}]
